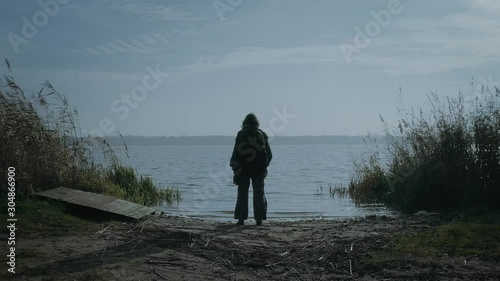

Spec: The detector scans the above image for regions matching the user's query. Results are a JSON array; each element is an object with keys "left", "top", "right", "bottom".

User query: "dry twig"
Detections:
[{"left": 96, "top": 224, "right": 110, "bottom": 234}]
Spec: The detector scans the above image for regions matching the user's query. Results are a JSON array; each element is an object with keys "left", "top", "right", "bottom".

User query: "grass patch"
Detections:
[
  {"left": 162, "top": 186, "right": 182, "bottom": 204},
  {"left": 106, "top": 164, "right": 181, "bottom": 205},
  {"left": 0, "top": 199, "right": 100, "bottom": 237},
  {"left": 363, "top": 218, "right": 500, "bottom": 268},
  {"left": 328, "top": 183, "right": 349, "bottom": 199},
  {"left": 395, "top": 223, "right": 500, "bottom": 258}
]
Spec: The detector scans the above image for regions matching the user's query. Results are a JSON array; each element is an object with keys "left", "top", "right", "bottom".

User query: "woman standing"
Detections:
[{"left": 230, "top": 113, "right": 273, "bottom": 226}]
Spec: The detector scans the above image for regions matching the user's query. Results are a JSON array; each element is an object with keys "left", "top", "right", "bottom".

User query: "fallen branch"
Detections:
[
  {"left": 148, "top": 261, "right": 184, "bottom": 266},
  {"left": 96, "top": 225, "right": 110, "bottom": 234},
  {"left": 154, "top": 268, "right": 168, "bottom": 279},
  {"left": 140, "top": 219, "right": 150, "bottom": 233},
  {"left": 130, "top": 239, "right": 143, "bottom": 252},
  {"left": 349, "top": 258, "right": 353, "bottom": 276},
  {"left": 189, "top": 238, "right": 197, "bottom": 248},
  {"left": 100, "top": 248, "right": 107, "bottom": 259}
]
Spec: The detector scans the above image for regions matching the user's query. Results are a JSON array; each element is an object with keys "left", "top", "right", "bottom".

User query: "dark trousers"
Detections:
[{"left": 234, "top": 172, "right": 267, "bottom": 220}]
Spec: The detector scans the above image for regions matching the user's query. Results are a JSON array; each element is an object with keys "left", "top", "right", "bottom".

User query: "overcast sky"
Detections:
[{"left": 1, "top": 0, "right": 499, "bottom": 136}]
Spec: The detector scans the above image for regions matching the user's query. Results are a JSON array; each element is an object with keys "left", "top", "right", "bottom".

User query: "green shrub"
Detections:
[{"left": 350, "top": 86, "right": 500, "bottom": 213}]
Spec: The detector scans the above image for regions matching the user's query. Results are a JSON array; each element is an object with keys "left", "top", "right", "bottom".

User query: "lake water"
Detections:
[{"left": 112, "top": 144, "right": 394, "bottom": 222}]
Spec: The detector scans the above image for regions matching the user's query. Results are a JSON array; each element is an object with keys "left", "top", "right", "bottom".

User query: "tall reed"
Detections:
[
  {"left": 0, "top": 60, "right": 180, "bottom": 205},
  {"left": 349, "top": 86, "right": 500, "bottom": 212}
]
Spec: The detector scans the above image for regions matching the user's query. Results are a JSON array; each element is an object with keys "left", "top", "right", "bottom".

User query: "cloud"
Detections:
[
  {"left": 352, "top": 13, "right": 500, "bottom": 75},
  {"left": 108, "top": 0, "right": 207, "bottom": 21},
  {"left": 468, "top": 0, "right": 500, "bottom": 14},
  {"left": 14, "top": 67, "right": 145, "bottom": 84},
  {"left": 183, "top": 45, "right": 344, "bottom": 73},
  {"left": 69, "top": 28, "right": 189, "bottom": 57},
  {"left": 179, "top": 3, "right": 500, "bottom": 76}
]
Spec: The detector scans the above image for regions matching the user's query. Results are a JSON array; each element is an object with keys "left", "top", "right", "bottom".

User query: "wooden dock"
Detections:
[{"left": 36, "top": 187, "right": 156, "bottom": 220}]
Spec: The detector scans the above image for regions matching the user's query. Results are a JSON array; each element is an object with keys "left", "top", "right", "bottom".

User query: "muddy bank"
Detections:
[{"left": 8, "top": 214, "right": 500, "bottom": 281}]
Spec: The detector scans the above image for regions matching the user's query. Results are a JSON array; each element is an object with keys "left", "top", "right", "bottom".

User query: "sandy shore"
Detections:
[{"left": 9, "top": 214, "right": 500, "bottom": 281}]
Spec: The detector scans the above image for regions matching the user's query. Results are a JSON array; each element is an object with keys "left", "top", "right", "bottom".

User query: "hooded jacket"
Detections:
[{"left": 230, "top": 124, "right": 273, "bottom": 175}]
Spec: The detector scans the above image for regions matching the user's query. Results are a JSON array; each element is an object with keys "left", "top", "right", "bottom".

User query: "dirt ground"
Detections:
[{"left": 8, "top": 214, "right": 500, "bottom": 281}]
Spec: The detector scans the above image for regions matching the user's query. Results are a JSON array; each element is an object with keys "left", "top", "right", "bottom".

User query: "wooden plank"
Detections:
[
  {"left": 36, "top": 187, "right": 156, "bottom": 220},
  {"left": 101, "top": 201, "right": 134, "bottom": 214},
  {"left": 104, "top": 199, "right": 130, "bottom": 211},
  {"left": 127, "top": 206, "right": 154, "bottom": 220},
  {"left": 122, "top": 204, "right": 146, "bottom": 217},
  {"left": 40, "top": 188, "right": 89, "bottom": 202},
  {"left": 107, "top": 201, "right": 135, "bottom": 213},
  {"left": 83, "top": 195, "right": 117, "bottom": 209},
  {"left": 118, "top": 204, "right": 143, "bottom": 218},
  {"left": 70, "top": 193, "right": 102, "bottom": 205}
]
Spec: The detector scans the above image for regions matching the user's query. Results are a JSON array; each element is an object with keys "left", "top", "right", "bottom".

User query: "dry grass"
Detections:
[{"left": 0, "top": 59, "right": 180, "bottom": 205}]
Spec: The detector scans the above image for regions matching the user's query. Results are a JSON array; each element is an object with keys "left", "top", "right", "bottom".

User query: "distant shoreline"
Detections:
[{"left": 104, "top": 135, "right": 385, "bottom": 146}]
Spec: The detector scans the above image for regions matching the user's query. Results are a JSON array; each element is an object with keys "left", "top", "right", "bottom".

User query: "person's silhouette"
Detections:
[{"left": 230, "top": 113, "right": 272, "bottom": 226}]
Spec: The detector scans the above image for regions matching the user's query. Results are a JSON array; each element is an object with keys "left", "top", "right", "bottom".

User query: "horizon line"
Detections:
[{"left": 104, "top": 134, "right": 383, "bottom": 138}]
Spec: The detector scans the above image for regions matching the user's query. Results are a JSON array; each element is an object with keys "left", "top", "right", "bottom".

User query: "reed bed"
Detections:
[
  {"left": 349, "top": 86, "right": 500, "bottom": 212},
  {"left": 0, "top": 59, "right": 180, "bottom": 206}
]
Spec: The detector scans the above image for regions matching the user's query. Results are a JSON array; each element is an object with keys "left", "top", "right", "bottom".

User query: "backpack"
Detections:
[{"left": 235, "top": 129, "right": 268, "bottom": 173}]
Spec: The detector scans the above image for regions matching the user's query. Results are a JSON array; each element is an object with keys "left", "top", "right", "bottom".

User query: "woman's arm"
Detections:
[
  {"left": 263, "top": 131, "right": 272, "bottom": 166},
  {"left": 230, "top": 132, "right": 241, "bottom": 171}
]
